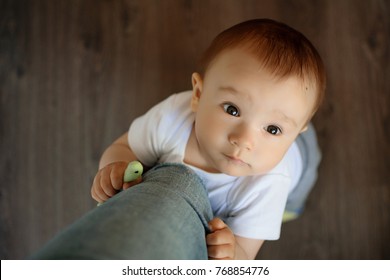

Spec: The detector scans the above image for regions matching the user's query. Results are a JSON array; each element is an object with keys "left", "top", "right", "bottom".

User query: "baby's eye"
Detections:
[
  {"left": 223, "top": 104, "right": 240, "bottom": 117},
  {"left": 265, "top": 125, "right": 282, "bottom": 135}
]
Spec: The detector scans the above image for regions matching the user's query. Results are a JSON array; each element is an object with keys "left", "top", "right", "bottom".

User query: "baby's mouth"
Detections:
[{"left": 224, "top": 154, "right": 248, "bottom": 166}]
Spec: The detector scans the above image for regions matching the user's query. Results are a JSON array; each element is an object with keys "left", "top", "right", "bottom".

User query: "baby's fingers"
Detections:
[
  {"left": 206, "top": 227, "right": 234, "bottom": 245},
  {"left": 206, "top": 227, "right": 235, "bottom": 260},
  {"left": 123, "top": 176, "right": 142, "bottom": 190},
  {"left": 110, "top": 164, "right": 126, "bottom": 190},
  {"left": 99, "top": 167, "right": 118, "bottom": 197},
  {"left": 208, "top": 217, "right": 228, "bottom": 232},
  {"left": 207, "top": 244, "right": 234, "bottom": 260},
  {"left": 91, "top": 186, "right": 107, "bottom": 203},
  {"left": 91, "top": 173, "right": 110, "bottom": 202}
]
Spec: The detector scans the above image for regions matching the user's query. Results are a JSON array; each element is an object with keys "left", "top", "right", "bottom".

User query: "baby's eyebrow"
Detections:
[
  {"left": 218, "top": 86, "right": 239, "bottom": 94},
  {"left": 275, "top": 111, "right": 298, "bottom": 128},
  {"left": 218, "top": 86, "right": 252, "bottom": 100}
]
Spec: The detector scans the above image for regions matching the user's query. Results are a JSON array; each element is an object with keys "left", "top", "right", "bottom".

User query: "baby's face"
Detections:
[{"left": 190, "top": 48, "right": 316, "bottom": 176}]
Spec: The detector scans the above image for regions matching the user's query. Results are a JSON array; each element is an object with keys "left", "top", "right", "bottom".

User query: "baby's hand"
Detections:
[
  {"left": 91, "top": 161, "right": 142, "bottom": 203},
  {"left": 206, "top": 218, "right": 236, "bottom": 260}
]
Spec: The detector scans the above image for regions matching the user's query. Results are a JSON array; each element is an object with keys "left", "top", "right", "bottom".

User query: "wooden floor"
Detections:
[{"left": 1, "top": 0, "right": 389, "bottom": 259}]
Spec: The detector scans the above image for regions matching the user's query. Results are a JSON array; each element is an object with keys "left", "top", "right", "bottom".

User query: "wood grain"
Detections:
[{"left": 1, "top": 0, "right": 389, "bottom": 259}]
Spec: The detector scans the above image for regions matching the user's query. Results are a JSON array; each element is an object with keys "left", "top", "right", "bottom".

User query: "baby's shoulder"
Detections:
[{"left": 157, "top": 91, "right": 194, "bottom": 128}]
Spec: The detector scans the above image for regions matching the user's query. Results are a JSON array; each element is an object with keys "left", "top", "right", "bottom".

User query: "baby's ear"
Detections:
[
  {"left": 191, "top": 73, "right": 203, "bottom": 112},
  {"left": 300, "top": 125, "right": 308, "bottom": 133}
]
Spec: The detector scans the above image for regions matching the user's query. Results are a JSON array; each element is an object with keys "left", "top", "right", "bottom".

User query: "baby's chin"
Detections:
[
  {"left": 221, "top": 164, "right": 273, "bottom": 177},
  {"left": 218, "top": 165, "right": 254, "bottom": 177}
]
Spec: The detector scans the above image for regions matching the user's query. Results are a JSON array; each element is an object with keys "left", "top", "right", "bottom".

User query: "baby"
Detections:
[{"left": 91, "top": 19, "right": 326, "bottom": 259}]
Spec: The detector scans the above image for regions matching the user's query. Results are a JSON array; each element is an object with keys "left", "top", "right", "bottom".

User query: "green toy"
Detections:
[
  {"left": 123, "top": 160, "right": 143, "bottom": 182},
  {"left": 97, "top": 161, "right": 143, "bottom": 206}
]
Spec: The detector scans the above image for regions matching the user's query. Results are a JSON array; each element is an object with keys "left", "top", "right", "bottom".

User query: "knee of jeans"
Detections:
[{"left": 142, "top": 163, "right": 214, "bottom": 227}]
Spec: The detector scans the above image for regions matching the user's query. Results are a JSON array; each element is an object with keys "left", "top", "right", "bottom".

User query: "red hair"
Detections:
[{"left": 200, "top": 19, "right": 326, "bottom": 114}]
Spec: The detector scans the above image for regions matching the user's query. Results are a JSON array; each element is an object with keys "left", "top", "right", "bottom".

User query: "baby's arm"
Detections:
[
  {"left": 91, "top": 132, "right": 141, "bottom": 203},
  {"left": 206, "top": 218, "right": 264, "bottom": 260}
]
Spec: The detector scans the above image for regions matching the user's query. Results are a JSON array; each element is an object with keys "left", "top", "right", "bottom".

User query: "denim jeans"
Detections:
[
  {"left": 32, "top": 125, "right": 321, "bottom": 259},
  {"left": 31, "top": 164, "right": 213, "bottom": 259}
]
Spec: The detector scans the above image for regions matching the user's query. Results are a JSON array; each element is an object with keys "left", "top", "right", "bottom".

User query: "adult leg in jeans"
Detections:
[{"left": 31, "top": 163, "right": 213, "bottom": 259}]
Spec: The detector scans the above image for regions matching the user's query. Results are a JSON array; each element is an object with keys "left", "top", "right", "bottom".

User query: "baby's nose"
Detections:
[{"left": 228, "top": 125, "right": 254, "bottom": 151}]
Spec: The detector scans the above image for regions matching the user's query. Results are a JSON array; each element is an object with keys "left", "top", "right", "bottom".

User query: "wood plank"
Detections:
[{"left": 0, "top": 0, "right": 389, "bottom": 259}]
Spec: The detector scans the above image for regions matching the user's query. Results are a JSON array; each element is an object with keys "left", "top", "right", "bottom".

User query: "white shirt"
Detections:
[{"left": 128, "top": 91, "right": 302, "bottom": 240}]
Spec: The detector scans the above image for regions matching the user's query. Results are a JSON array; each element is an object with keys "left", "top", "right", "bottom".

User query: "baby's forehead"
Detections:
[
  {"left": 205, "top": 48, "right": 318, "bottom": 116},
  {"left": 208, "top": 47, "right": 316, "bottom": 88}
]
